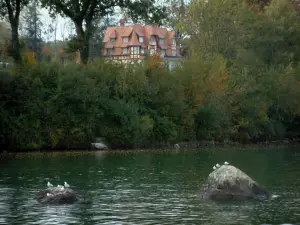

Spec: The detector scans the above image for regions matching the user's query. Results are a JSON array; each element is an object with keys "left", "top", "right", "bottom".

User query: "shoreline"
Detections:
[{"left": 1, "top": 141, "right": 299, "bottom": 155}]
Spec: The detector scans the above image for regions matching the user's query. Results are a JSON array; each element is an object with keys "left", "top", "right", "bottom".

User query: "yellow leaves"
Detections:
[
  {"left": 145, "top": 53, "right": 163, "bottom": 70},
  {"left": 49, "top": 129, "right": 64, "bottom": 147},
  {"left": 195, "top": 95, "right": 204, "bottom": 108},
  {"left": 22, "top": 51, "right": 36, "bottom": 65},
  {"left": 206, "top": 56, "right": 229, "bottom": 96}
]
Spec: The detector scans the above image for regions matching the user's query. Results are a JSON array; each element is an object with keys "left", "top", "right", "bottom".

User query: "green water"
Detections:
[{"left": 0, "top": 148, "right": 300, "bottom": 225}]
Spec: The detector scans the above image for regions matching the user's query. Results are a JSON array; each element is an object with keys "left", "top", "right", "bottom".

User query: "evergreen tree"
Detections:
[{"left": 22, "top": 0, "right": 43, "bottom": 61}]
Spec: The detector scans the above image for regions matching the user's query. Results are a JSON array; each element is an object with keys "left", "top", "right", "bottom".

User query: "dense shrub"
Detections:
[{"left": 1, "top": 0, "right": 300, "bottom": 150}]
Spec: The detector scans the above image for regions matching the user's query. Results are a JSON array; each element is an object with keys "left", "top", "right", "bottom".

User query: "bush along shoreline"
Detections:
[{"left": 1, "top": 58, "right": 300, "bottom": 151}]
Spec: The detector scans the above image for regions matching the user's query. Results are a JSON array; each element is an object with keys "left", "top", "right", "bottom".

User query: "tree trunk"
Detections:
[
  {"left": 11, "top": 22, "right": 22, "bottom": 65},
  {"left": 74, "top": 21, "right": 90, "bottom": 64},
  {"left": 5, "top": 0, "right": 22, "bottom": 65},
  {"left": 81, "top": 34, "right": 90, "bottom": 64}
]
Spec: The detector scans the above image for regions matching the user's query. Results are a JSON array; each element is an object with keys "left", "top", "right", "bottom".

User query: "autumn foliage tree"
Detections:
[{"left": 0, "top": 0, "right": 31, "bottom": 64}]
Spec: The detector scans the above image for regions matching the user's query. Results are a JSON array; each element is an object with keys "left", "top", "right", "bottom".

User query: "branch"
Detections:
[
  {"left": 52, "top": 0, "right": 76, "bottom": 19},
  {"left": 4, "top": 0, "right": 14, "bottom": 23},
  {"left": 80, "top": 0, "right": 92, "bottom": 19}
]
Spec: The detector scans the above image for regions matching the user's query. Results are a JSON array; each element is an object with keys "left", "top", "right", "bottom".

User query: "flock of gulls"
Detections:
[
  {"left": 43, "top": 162, "right": 229, "bottom": 197},
  {"left": 213, "top": 161, "right": 229, "bottom": 170},
  {"left": 46, "top": 181, "right": 70, "bottom": 196}
]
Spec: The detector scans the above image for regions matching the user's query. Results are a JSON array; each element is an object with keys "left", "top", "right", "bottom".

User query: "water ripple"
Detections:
[{"left": 0, "top": 148, "right": 300, "bottom": 224}]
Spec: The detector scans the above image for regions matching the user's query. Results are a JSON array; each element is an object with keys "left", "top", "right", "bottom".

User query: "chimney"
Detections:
[{"left": 120, "top": 18, "right": 125, "bottom": 26}]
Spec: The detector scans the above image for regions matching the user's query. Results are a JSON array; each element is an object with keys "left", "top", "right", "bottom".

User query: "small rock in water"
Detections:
[
  {"left": 91, "top": 142, "right": 108, "bottom": 150},
  {"left": 36, "top": 187, "right": 78, "bottom": 204}
]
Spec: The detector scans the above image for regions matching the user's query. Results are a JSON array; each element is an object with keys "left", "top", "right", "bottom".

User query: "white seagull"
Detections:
[
  {"left": 57, "top": 184, "right": 63, "bottom": 188},
  {"left": 47, "top": 182, "right": 53, "bottom": 188},
  {"left": 224, "top": 161, "right": 229, "bottom": 165},
  {"left": 64, "top": 181, "right": 70, "bottom": 188},
  {"left": 213, "top": 166, "right": 217, "bottom": 170},
  {"left": 47, "top": 193, "right": 53, "bottom": 197},
  {"left": 216, "top": 163, "right": 221, "bottom": 168}
]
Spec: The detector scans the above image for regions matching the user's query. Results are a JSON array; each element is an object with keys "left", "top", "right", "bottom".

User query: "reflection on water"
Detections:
[{"left": 0, "top": 148, "right": 300, "bottom": 224}]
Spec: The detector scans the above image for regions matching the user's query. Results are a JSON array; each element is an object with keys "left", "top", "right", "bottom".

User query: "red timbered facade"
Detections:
[{"left": 102, "top": 19, "right": 181, "bottom": 63}]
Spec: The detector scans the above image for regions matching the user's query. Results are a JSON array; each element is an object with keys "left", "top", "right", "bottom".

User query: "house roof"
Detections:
[
  {"left": 122, "top": 27, "right": 133, "bottom": 36},
  {"left": 105, "top": 42, "right": 114, "bottom": 48},
  {"left": 103, "top": 23, "right": 179, "bottom": 57}
]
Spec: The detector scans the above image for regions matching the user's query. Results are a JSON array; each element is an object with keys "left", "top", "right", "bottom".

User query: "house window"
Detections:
[
  {"left": 122, "top": 47, "right": 128, "bottom": 55},
  {"left": 141, "top": 48, "right": 145, "bottom": 54},
  {"left": 107, "top": 48, "right": 113, "bottom": 55},
  {"left": 110, "top": 37, "right": 116, "bottom": 43},
  {"left": 160, "top": 49, "right": 166, "bottom": 57},
  {"left": 139, "top": 36, "right": 144, "bottom": 43},
  {"left": 131, "top": 46, "right": 139, "bottom": 55},
  {"left": 172, "top": 49, "right": 176, "bottom": 56},
  {"left": 150, "top": 36, "right": 155, "bottom": 43},
  {"left": 159, "top": 38, "right": 164, "bottom": 45},
  {"left": 150, "top": 48, "right": 155, "bottom": 55},
  {"left": 123, "top": 37, "right": 128, "bottom": 43}
]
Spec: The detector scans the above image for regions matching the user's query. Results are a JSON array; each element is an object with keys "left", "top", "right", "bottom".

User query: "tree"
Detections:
[
  {"left": 64, "top": 15, "right": 118, "bottom": 58},
  {"left": 0, "top": 22, "right": 10, "bottom": 61},
  {"left": 0, "top": 0, "right": 31, "bottom": 64},
  {"left": 22, "top": 0, "right": 43, "bottom": 61},
  {"left": 89, "top": 15, "right": 118, "bottom": 59},
  {"left": 40, "top": 0, "right": 167, "bottom": 64},
  {"left": 165, "top": 0, "right": 187, "bottom": 55}
]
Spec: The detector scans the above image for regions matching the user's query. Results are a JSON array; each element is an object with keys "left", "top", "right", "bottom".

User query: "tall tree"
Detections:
[
  {"left": 165, "top": 0, "right": 187, "bottom": 55},
  {"left": 0, "top": 22, "right": 10, "bottom": 61},
  {"left": 0, "top": 0, "right": 30, "bottom": 64},
  {"left": 40, "top": 0, "right": 167, "bottom": 64},
  {"left": 22, "top": 0, "right": 43, "bottom": 61},
  {"left": 89, "top": 15, "right": 118, "bottom": 59}
]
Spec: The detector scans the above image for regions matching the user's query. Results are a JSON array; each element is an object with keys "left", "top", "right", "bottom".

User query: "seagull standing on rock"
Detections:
[
  {"left": 216, "top": 163, "right": 220, "bottom": 168},
  {"left": 213, "top": 166, "right": 217, "bottom": 170},
  {"left": 47, "top": 182, "right": 53, "bottom": 188},
  {"left": 224, "top": 161, "right": 229, "bottom": 165},
  {"left": 64, "top": 182, "right": 70, "bottom": 188}
]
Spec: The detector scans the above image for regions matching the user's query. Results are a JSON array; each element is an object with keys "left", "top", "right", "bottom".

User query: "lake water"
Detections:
[{"left": 0, "top": 147, "right": 300, "bottom": 225}]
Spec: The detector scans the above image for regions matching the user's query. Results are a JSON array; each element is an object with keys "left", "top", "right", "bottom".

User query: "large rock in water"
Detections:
[
  {"left": 200, "top": 165, "right": 271, "bottom": 201},
  {"left": 36, "top": 187, "right": 78, "bottom": 204}
]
